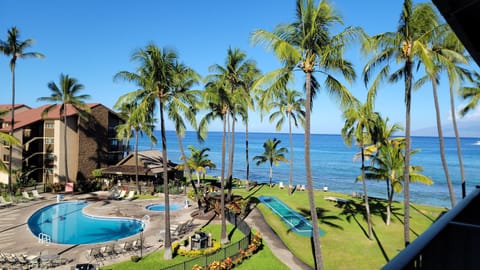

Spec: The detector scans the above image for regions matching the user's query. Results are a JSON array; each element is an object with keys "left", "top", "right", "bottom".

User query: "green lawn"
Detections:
[
  {"left": 101, "top": 184, "right": 445, "bottom": 270},
  {"left": 233, "top": 185, "right": 446, "bottom": 269}
]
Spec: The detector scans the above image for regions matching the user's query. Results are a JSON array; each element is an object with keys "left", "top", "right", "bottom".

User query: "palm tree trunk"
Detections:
[
  {"left": 387, "top": 179, "right": 393, "bottom": 226},
  {"left": 305, "top": 71, "right": 324, "bottom": 270},
  {"left": 404, "top": 61, "right": 413, "bottom": 246},
  {"left": 361, "top": 145, "right": 372, "bottom": 239},
  {"left": 288, "top": 114, "right": 293, "bottom": 195},
  {"left": 220, "top": 114, "right": 228, "bottom": 244},
  {"left": 160, "top": 102, "right": 172, "bottom": 260},
  {"left": 269, "top": 163, "right": 273, "bottom": 186},
  {"left": 227, "top": 112, "right": 235, "bottom": 201},
  {"left": 245, "top": 116, "right": 250, "bottom": 185},
  {"left": 135, "top": 129, "right": 140, "bottom": 193},
  {"left": 8, "top": 67, "right": 15, "bottom": 198},
  {"left": 431, "top": 79, "right": 455, "bottom": 207},
  {"left": 449, "top": 84, "right": 466, "bottom": 198},
  {"left": 63, "top": 108, "right": 69, "bottom": 184}
]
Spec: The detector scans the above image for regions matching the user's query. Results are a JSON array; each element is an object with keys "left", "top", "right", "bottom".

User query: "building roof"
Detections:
[
  {"left": 0, "top": 104, "right": 31, "bottom": 111},
  {"left": 432, "top": 0, "right": 480, "bottom": 66},
  {"left": 102, "top": 150, "right": 178, "bottom": 176},
  {"left": 0, "top": 103, "right": 102, "bottom": 132}
]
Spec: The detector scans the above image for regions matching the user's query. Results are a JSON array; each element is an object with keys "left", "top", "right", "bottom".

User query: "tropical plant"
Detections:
[
  {"left": 361, "top": 0, "right": 441, "bottom": 246},
  {"left": 253, "top": 138, "right": 288, "bottom": 187},
  {"left": 199, "top": 79, "right": 231, "bottom": 244},
  {"left": 363, "top": 118, "right": 432, "bottom": 225},
  {"left": 168, "top": 61, "right": 202, "bottom": 204},
  {"left": 113, "top": 43, "right": 177, "bottom": 260},
  {"left": 0, "top": 26, "right": 44, "bottom": 194},
  {"left": 114, "top": 95, "right": 157, "bottom": 193},
  {"left": 459, "top": 72, "right": 480, "bottom": 117},
  {"left": 341, "top": 97, "right": 380, "bottom": 240},
  {"left": 252, "top": 1, "right": 360, "bottom": 267},
  {"left": 268, "top": 89, "right": 305, "bottom": 195},
  {"left": 183, "top": 146, "right": 216, "bottom": 186},
  {"left": 37, "top": 73, "right": 91, "bottom": 184}
]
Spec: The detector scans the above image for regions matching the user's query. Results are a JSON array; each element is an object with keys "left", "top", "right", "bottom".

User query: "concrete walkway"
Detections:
[{"left": 244, "top": 207, "right": 312, "bottom": 270}]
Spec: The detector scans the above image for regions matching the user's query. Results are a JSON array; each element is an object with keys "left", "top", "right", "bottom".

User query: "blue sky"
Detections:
[{"left": 1, "top": 0, "right": 479, "bottom": 136}]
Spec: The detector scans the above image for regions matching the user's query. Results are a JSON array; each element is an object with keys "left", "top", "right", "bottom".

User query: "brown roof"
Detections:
[
  {"left": 0, "top": 103, "right": 101, "bottom": 132},
  {"left": 102, "top": 150, "right": 178, "bottom": 176}
]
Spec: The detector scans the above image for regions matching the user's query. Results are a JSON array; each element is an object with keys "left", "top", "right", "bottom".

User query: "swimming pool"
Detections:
[
  {"left": 146, "top": 203, "right": 182, "bottom": 211},
  {"left": 258, "top": 196, "right": 325, "bottom": 237},
  {"left": 28, "top": 201, "right": 144, "bottom": 244}
]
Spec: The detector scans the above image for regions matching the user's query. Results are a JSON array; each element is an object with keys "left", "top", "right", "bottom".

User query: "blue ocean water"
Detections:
[{"left": 135, "top": 131, "right": 479, "bottom": 208}]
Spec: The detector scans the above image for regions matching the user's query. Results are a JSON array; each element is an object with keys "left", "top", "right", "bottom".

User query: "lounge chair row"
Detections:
[
  {"left": 108, "top": 189, "right": 136, "bottom": 200},
  {"left": 159, "top": 219, "right": 195, "bottom": 242},
  {"left": 0, "top": 251, "right": 69, "bottom": 268},
  {"left": 87, "top": 239, "right": 143, "bottom": 264},
  {"left": 278, "top": 182, "right": 306, "bottom": 191},
  {"left": 0, "top": 196, "right": 13, "bottom": 207},
  {"left": 22, "top": 190, "right": 46, "bottom": 201}
]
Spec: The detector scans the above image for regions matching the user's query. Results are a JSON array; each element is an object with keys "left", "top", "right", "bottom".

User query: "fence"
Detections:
[{"left": 161, "top": 209, "right": 252, "bottom": 270}]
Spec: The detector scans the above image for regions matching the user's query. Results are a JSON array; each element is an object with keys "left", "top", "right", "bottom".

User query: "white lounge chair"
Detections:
[
  {"left": 278, "top": 182, "right": 285, "bottom": 189},
  {"left": 300, "top": 184, "right": 306, "bottom": 191},
  {"left": 32, "top": 190, "right": 45, "bottom": 199},
  {"left": 22, "top": 191, "right": 35, "bottom": 201},
  {"left": 0, "top": 196, "right": 13, "bottom": 207},
  {"left": 125, "top": 190, "right": 135, "bottom": 200}
]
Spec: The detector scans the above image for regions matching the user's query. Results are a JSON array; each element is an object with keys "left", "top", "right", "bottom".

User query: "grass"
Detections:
[
  {"left": 100, "top": 223, "right": 288, "bottom": 270},
  {"left": 234, "top": 184, "right": 446, "bottom": 269}
]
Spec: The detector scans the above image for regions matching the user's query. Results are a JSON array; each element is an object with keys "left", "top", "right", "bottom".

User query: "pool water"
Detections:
[
  {"left": 258, "top": 196, "right": 325, "bottom": 237},
  {"left": 146, "top": 204, "right": 182, "bottom": 211},
  {"left": 28, "top": 201, "right": 144, "bottom": 244}
]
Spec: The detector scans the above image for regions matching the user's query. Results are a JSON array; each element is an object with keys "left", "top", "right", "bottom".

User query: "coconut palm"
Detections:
[
  {"left": 0, "top": 26, "right": 44, "bottom": 195},
  {"left": 252, "top": 1, "right": 359, "bottom": 267},
  {"left": 253, "top": 138, "right": 288, "bottom": 187},
  {"left": 206, "top": 47, "right": 259, "bottom": 200},
  {"left": 168, "top": 61, "right": 202, "bottom": 203},
  {"left": 268, "top": 89, "right": 305, "bottom": 195},
  {"left": 114, "top": 43, "right": 177, "bottom": 260},
  {"left": 37, "top": 74, "right": 91, "bottom": 184},
  {"left": 199, "top": 80, "right": 231, "bottom": 244},
  {"left": 184, "top": 145, "right": 216, "bottom": 186},
  {"left": 361, "top": 0, "right": 441, "bottom": 246},
  {"left": 459, "top": 72, "right": 480, "bottom": 119},
  {"left": 341, "top": 97, "right": 380, "bottom": 240},
  {"left": 114, "top": 95, "right": 157, "bottom": 193}
]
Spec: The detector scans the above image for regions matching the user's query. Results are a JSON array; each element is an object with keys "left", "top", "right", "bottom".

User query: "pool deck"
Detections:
[{"left": 0, "top": 191, "right": 200, "bottom": 269}]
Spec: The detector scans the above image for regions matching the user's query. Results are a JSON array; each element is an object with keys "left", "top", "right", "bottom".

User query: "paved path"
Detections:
[{"left": 244, "top": 207, "right": 312, "bottom": 270}]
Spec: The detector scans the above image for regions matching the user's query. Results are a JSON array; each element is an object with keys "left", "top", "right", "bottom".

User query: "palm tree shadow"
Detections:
[
  {"left": 338, "top": 202, "right": 369, "bottom": 238},
  {"left": 298, "top": 207, "right": 343, "bottom": 230}
]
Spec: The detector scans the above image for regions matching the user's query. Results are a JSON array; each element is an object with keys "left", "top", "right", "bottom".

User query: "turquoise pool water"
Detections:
[
  {"left": 146, "top": 203, "right": 182, "bottom": 211},
  {"left": 28, "top": 201, "right": 144, "bottom": 244},
  {"left": 258, "top": 196, "right": 325, "bottom": 237}
]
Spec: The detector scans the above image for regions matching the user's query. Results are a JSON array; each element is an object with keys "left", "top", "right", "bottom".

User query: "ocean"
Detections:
[{"left": 134, "top": 130, "right": 480, "bottom": 208}]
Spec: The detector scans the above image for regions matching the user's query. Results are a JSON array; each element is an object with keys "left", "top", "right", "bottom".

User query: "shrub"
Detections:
[{"left": 130, "top": 255, "right": 141, "bottom": 262}]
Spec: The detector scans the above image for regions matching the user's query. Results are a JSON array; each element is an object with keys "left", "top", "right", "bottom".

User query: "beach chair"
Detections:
[
  {"left": 300, "top": 184, "right": 306, "bottom": 191},
  {"left": 116, "top": 189, "right": 126, "bottom": 200},
  {"left": 22, "top": 191, "right": 35, "bottom": 201},
  {"left": 0, "top": 196, "right": 13, "bottom": 207},
  {"left": 278, "top": 182, "right": 285, "bottom": 189},
  {"left": 100, "top": 243, "right": 117, "bottom": 258},
  {"left": 125, "top": 190, "right": 135, "bottom": 200},
  {"left": 32, "top": 190, "right": 45, "bottom": 199},
  {"left": 87, "top": 247, "right": 104, "bottom": 264},
  {"left": 119, "top": 241, "right": 134, "bottom": 253}
]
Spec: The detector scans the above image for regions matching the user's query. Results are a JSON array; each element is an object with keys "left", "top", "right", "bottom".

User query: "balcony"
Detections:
[{"left": 383, "top": 186, "right": 480, "bottom": 270}]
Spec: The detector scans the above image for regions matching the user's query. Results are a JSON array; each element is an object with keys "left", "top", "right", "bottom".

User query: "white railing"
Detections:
[{"left": 38, "top": 232, "right": 51, "bottom": 244}]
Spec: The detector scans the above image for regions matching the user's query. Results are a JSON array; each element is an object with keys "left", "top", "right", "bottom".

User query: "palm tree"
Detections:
[
  {"left": 252, "top": 1, "right": 359, "bottom": 267},
  {"left": 459, "top": 71, "right": 480, "bottom": 119},
  {"left": 0, "top": 132, "right": 19, "bottom": 173},
  {"left": 253, "top": 138, "right": 288, "bottom": 186},
  {"left": 362, "top": 0, "right": 440, "bottom": 246},
  {"left": 0, "top": 26, "right": 44, "bottom": 195},
  {"left": 268, "top": 89, "right": 305, "bottom": 195},
  {"left": 199, "top": 80, "right": 231, "bottom": 245},
  {"left": 168, "top": 62, "right": 202, "bottom": 203},
  {"left": 206, "top": 47, "right": 259, "bottom": 200},
  {"left": 114, "top": 95, "right": 157, "bottom": 193},
  {"left": 114, "top": 43, "right": 177, "bottom": 260},
  {"left": 184, "top": 145, "right": 216, "bottom": 186},
  {"left": 341, "top": 98, "right": 379, "bottom": 240},
  {"left": 37, "top": 74, "right": 91, "bottom": 184}
]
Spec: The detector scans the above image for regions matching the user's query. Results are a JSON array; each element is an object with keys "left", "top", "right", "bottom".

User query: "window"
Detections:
[
  {"left": 3, "top": 155, "right": 9, "bottom": 162},
  {"left": 45, "top": 122, "right": 54, "bottom": 129},
  {"left": 45, "top": 137, "right": 54, "bottom": 144}
]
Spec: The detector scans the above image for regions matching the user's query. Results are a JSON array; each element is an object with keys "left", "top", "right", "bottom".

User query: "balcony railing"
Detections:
[{"left": 382, "top": 186, "right": 480, "bottom": 270}]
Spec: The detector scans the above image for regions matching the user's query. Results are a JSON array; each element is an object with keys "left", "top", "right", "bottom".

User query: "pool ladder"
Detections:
[{"left": 38, "top": 232, "right": 51, "bottom": 244}]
